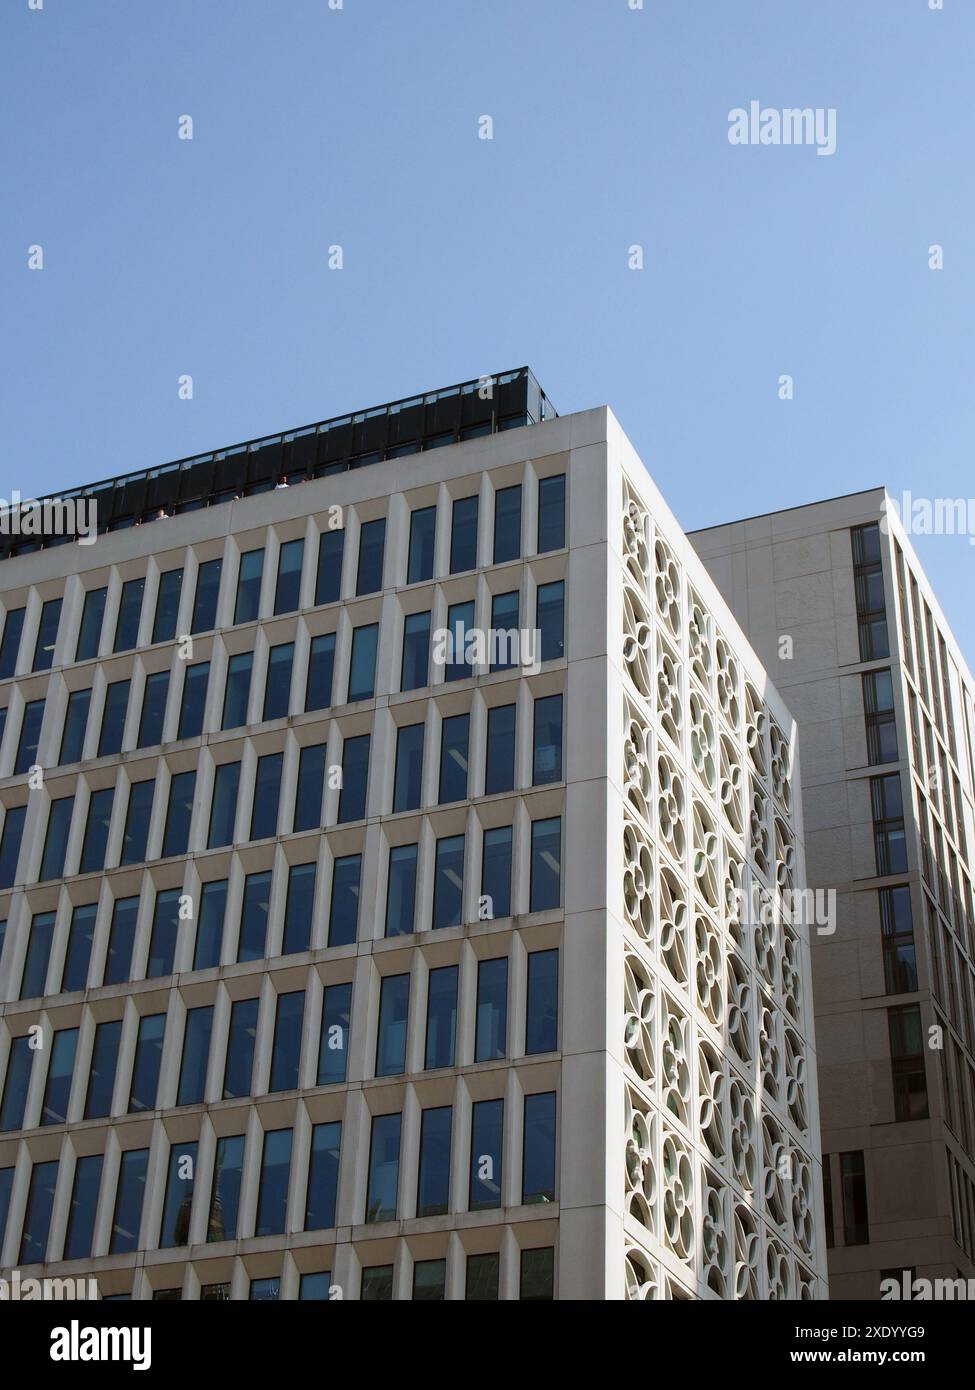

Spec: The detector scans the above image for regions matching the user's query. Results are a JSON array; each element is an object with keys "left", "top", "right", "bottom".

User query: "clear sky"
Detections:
[{"left": 3, "top": 0, "right": 973, "bottom": 657}]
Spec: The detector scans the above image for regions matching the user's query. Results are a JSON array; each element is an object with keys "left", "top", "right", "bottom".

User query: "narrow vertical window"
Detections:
[
  {"left": 493, "top": 484, "right": 522, "bottom": 564},
  {"left": 386, "top": 843, "right": 418, "bottom": 937},
  {"left": 425, "top": 965, "right": 458, "bottom": 1070},
  {"left": 263, "top": 642, "right": 294, "bottom": 721},
  {"left": 328, "top": 854, "right": 361, "bottom": 947},
  {"left": 234, "top": 549, "right": 264, "bottom": 624},
  {"left": 400, "top": 611, "right": 431, "bottom": 690},
  {"left": 450, "top": 496, "right": 478, "bottom": 573},
  {"left": 305, "top": 634, "right": 335, "bottom": 711},
  {"left": 407, "top": 506, "right": 436, "bottom": 584},
  {"left": 33, "top": 598, "right": 62, "bottom": 671},
  {"left": 250, "top": 752, "right": 283, "bottom": 840},
  {"left": 348, "top": 623, "right": 379, "bottom": 702},
  {"left": 376, "top": 974, "right": 410, "bottom": 1077},
  {"left": 537, "top": 474, "right": 565, "bottom": 553},
  {"left": 315, "top": 528, "right": 344, "bottom": 605},
  {"left": 485, "top": 704, "right": 516, "bottom": 795},
  {"left": 191, "top": 558, "right": 222, "bottom": 634},
  {"left": 81, "top": 787, "right": 115, "bottom": 875},
  {"left": 475, "top": 958, "right": 508, "bottom": 1062},
  {"left": 137, "top": 671, "right": 169, "bottom": 747},
  {"left": 366, "top": 1113, "right": 401, "bottom": 1222},
  {"left": 152, "top": 569, "right": 183, "bottom": 643},
  {"left": 433, "top": 834, "right": 465, "bottom": 929},
  {"left": 319, "top": 982, "right": 352, "bottom": 1085},
  {"left": 274, "top": 538, "right": 304, "bottom": 615},
  {"left": 393, "top": 723, "right": 424, "bottom": 812},
  {"left": 114, "top": 578, "right": 145, "bottom": 653},
  {"left": 76, "top": 591, "right": 106, "bottom": 662},
  {"left": 530, "top": 817, "right": 562, "bottom": 911},
  {"left": 469, "top": 1099, "right": 503, "bottom": 1211},
  {"left": 356, "top": 518, "right": 386, "bottom": 595},
  {"left": 177, "top": 661, "right": 209, "bottom": 739}
]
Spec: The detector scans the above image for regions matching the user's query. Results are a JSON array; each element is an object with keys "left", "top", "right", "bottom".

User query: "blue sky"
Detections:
[{"left": 3, "top": 0, "right": 973, "bottom": 656}]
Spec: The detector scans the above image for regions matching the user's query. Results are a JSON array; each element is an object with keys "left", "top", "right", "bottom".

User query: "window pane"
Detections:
[
  {"left": 393, "top": 723, "right": 424, "bottom": 812},
  {"left": 366, "top": 1113, "right": 401, "bottom": 1222},
  {"left": 21, "top": 910, "right": 55, "bottom": 999},
  {"left": 530, "top": 817, "right": 561, "bottom": 911},
  {"left": 20, "top": 1159, "right": 59, "bottom": 1264},
  {"left": 305, "top": 1121, "right": 341, "bottom": 1230},
  {"left": 348, "top": 624, "right": 379, "bottom": 702},
  {"left": 33, "top": 598, "right": 62, "bottom": 671},
  {"left": 60, "top": 688, "right": 91, "bottom": 764},
  {"left": 223, "top": 998, "right": 259, "bottom": 1098},
  {"left": 466, "top": 1252, "right": 500, "bottom": 1300},
  {"left": 120, "top": 780, "right": 154, "bottom": 866},
  {"left": 194, "top": 879, "right": 228, "bottom": 970},
  {"left": 129, "top": 1014, "right": 165, "bottom": 1112},
  {"left": 469, "top": 1099, "right": 503, "bottom": 1211},
  {"left": 485, "top": 704, "right": 516, "bottom": 795},
  {"left": 356, "top": 518, "right": 386, "bottom": 595},
  {"left": 177, "top": 661, "right": 209, "bottom": 739},
  {"left": 329, "top": 854, "right": 361, "bottom": 946},
  {"left": 0, "top": 608, "right": 25, "bottom": 677},
  {"left": 319, "top": 982, "right": 352, "bottom": 1085},
  {"left": 270, "top": 991, "right": 304, "bottom": 1092},
  {"left": 99, "top": 679, "right": 130, "bottom": 756},
  {"left": 64, "top": 1154, "right": 103, "bottom": 1260},
  {"left": 493, "top": 484, "right": 522, "bottom": 563},
  {"left": 110, "top": 1149, "right": 149, "bottom": 1253},
  {"left": 104, "top": 897, "right": 139, "bottom": 987},
  {"left": 153, "top": 569, "right": 183, "bottom": 643},
  {"left": 238, "top": 870, "right": 272, "bottom": 962},
  {"left": 338, "top": 734, "right": 369, "bottom": 822},
  {"left": 235, "top": 549, "right": 264, "bottom": 624},
  {"left": 293, "top": 742, "right": 326, "bottom": 831},
  {"left": 413, "top": 1259, "right": 446, "bottom": 1301},
  {"left": 0, "top": 1036, "right": 33, "bottom": 1131},
  {"left": 490, "top": 591, "right": 519, "bottom": 672},
  {"left": 160, "top": 1140, "right": 198, "bottom": 1248},
  {"left": 0, "top": 805, "right": 26, "bottom": 889},
  {"left": 114, "top": 578, "right": 145, "bottom": 653},
  {"left": 433, "top": 834, "right": 464, "bottom": 929},
  {"left": 256, "top": 1128, "right": 293, "bottom": 1236},
  {"left": 386, "top": 843, "right": 418, "bottom": 937},
  {"left": 75, "top": 590, "right": 106, "bottom": 662},
  {"left": 376, "top": 974, "right": 410, "bottom": 1077},
  {"left": 450, "top": 496, "right": 478, "bottom": 573},
  {"left": 425, "top": 965, "right": 458, "bottom": 1070},
  {"left": 148, "top": 887, "right": 181, "bottom": 978},
  {"left": 138, "top": 671, "right": 169, "bottom": 747},
  {"left": 305, "top": 634, "right": 335, "bottom": 711},
  {"left": 361, "top": 1265, "right": 393, "bottom": 1301},
  {"left": 41, "top": 795, "right": 74, "bottom": 880},
  {"left": 300, "top": 1272, "right": 332, "bottom": 1300},
  {"left": 207, "top": 1134, "right": 245, "bottom": 1242},
  {"left": 222, "top": 652, "right": 252, "bottom": 729},
  {"left": 408, "top": 506, "right": 436, "bottom": 584},
  {"left": 316, "top": 528, "right": 344, "bottom": 605},
  {"left": 475, "top": 958, "right": 508, "bottom": 1062},
  {"left": 481, "top": 826, "right": 512, "bottom": 921},
  {"left": 283, "top": 861, "right": 316, "bottom": 955},
  {"left": 15, "top": 698, "right": 44, "bottom": 773},
  {"left": 163, "top": 770, "right": 195, "bottom": 856},
  {"left": 522, "top": 1092, "right": 556, "bottom": 1203},
  {"left": 439, "top": 713, "right": 470, "bottom": 804},
  {"left": 520, "top": 1247, "right": 554, "bottom": 1300},
  {"left": 263, "top": 643, "right": 294, "bottom": 720},
  {"left": 85, "top": 1019, "right": 122, "bottom": 1118},
  {"left": 537, "top": 581, "right": 564, "bottom": 661},
  {"left": 250, "top": 752, "right": 283, "bottom": 840},
  {"left": 191, "top": 558, "right": 222, "bottom": 634},
  {"left": 401, "top": 611, "right": 431, "bottom": 691},
  {"left": 178, "top": 1006, "right": 213, "bottom": 1106},
  {"left": 62, "top": 902, "right": 97, "bottom": 992},
  {"left": 274, "top": 538, "right": 304, "bottom": 615},
  {"left": 417, "top": 1106, "right": 452, "bottom": 1217},
  {"left": 444, "top": 600, "right": 475, "bottom": 681},
  {"left": 526, "top": 949, "right": 559, "bottom": 1054},
  {"left": 208, "top": 761, "right": 240, "bottom": 848},
  {"left": 537, "top": 475, "right": 565, "bottom": 553},
  {"left": 533, "top": 694, "right": 563, "bottom": 784}
]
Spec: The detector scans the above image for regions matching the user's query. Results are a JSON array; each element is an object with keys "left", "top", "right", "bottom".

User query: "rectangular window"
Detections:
[
  {"left": 481, "top": 826, "right": 512, "bottom": 920},
  {"left": 85, "top": 1020, "right": 122, "bottom": 1118},
  {"left": 98, "top": 679, "right": 130, "bottom": 756},
  {"left": 274, "top": 538, "right": 304, "bottom": 615},
  {"left": 475, "top": 958, "right": 508, "bottom": 1062},
  {"left": 880, "top": 885, "right": 918, "bottom": 994},
  {"left": 537, "top": 580, "right": 565, "bottom": 662},
  {"left": 60, "top": 687, "right": 91, "bottom": 764},
  {"left": 348, "top": 623, "right": 379, "bottom": 702},
  {"left": 64, "top": 1154, "right": 103, "bottom": 1260},
  {"left": 15, "top": 698, "right": 44, "bottom": 773},
  {"left": 416, "top": 1106, "right": 452, "bottom": 1217},
  {"left": 493, "top": 484, "right": 522, "bottom": 564},
  {"left": 62, "top": 902, "right": 97, "bottom": 992},
  {"left": 282, "top": 861, "right": 316, "bottom": 955},
  {"left": 234, "top": 548, "right": 264, "bottom": 624},
  {"left": 263, "top": 642, "right": 294, "bottom": 720},
  {"left": 191, "top": 558, "right": 222, "bottom": 634},
  {"left": 103, "top": 897, "right": 139, "bottom": 987},
  {"left": 533, "top": 694, "right": 563, "bottom": 784},
  {"left": 485, "top": 704, "right": 516, "bottom": 796},
  {"left": 0, "top": 1035, "right": 33, "bottom": 1131},
  {"left": 413, "top": 1259, "right": 446, "bottom": 1301},
  {"left": 0, "top": 607, "right": 25, "bottom": 678},
  {"left": 366, "top": 1112, "right": 401, "bottom": 1222},
  {"left": 21, "top": 910, "right": 55, "bottom": 998},
  {"left": 207, "top": 1134, "right": 244, "bottom": 1242},
  {"left": 114, "top": 577, "right": 145, "bottom": 653},
  {"left": 863, "top": 669, "right": 898, "bottom": 765},
  {"left": 177, "top": 1006, "right": 213, "bottom": 1106},
  {"left": 238, "top": 869, "right": 272, "bottom": 962},
  {"left": 329, "top": 854, "right": 361, "bottom": 946},
  {"left": 889, "top": 1004, "right": 928, "bottom": 1120},
  {"left": 305, "top": 634, "right": 335, "bottom": 711},
  {"left": 401, "top": 611, "right": 431, "bottom": 691},
  {"left": 0, "top": 1169, "right": 11, "bottom": 1253},
  {"left": 356, "top": 518, "right": 386, "bottom": 595},
  {"left": 871, "top": 773, "right": 907, "bottom": 875},
  {"left": 223, "top": 998, "right": 259, "bottom": 1098},
  {"left": 851, "top": 523, "right": 889, "bottom": 660},
  {"left": 293, "top": 743, "right": 326, "bottom": 831},
  {"left": 33, "top": 597, "right": 62, "bottom": 671},
  {"left": 489, "top": 591, "right": 519, "bottom": 672},
  {"left": 256, "top": 1128, "right": 293, "bottom": 1236},
  {"left": 338, "top": 734, "right": 369, "bottom": 822},
  {"left": 526, "top": 949, "right": 559, "bottom": 1054},
  {"left": 840, "top": 1150, "right": 869, "bottom": 1245},
  {"left": 376, "top": 973, "right": 410, "bottom": 1077},
  {"left": 469, "top": 1098, "right": 503, "bottom": 1211},
  {"left": 75, "top": 590, "right": 106, "bottom": 662},
  {"left": 450, "top": 495, "right": 478, "bottom": 573},
  {"left": 530, "top": 817, "right": 562, "bottom": 911},
  {"left": 439, "top": 712, "right": 470, "bottom": 804},
  {"left": 315, "top": 528, "right": 344, "bottom": 605},
  {"left": 445, "top": 600, "right": 475, "bottom": 681},
  {"left": 40, "top": 795, "right": 74, "bottom": 880},
  {"left": 177, "top": 660, "right": 209, "bottom": 739},
  {"left": 386, "top": 843, "right": 418, "bottom": 937},
  {"left": 163, "top": 770, "right": 195, "bottom": 856},
  {"left": 823, "top": 1155, "right": 835, "bottom": 1247},
  {"left": 361, "top": 1265, "right": 393, "bottom": 1301},
  {"left": 128, "top": 1014, "right": 165, "bottom": 1112},
  {"left": 147, "top": 887, "right": 181, "bottom": 978},
  {"left": 537, "top": 474, "right": 566, "bottom": 553},
  {"left": 407, "top": 505, "right": 436, "bottom": 583},
  {"left": 152, "top": 569, "right": 183, "bottom": 643},
  {"left": 208, "top": 761, "right": 241, "bottom": 848},
  {"left": 270, "top": 991, "right": 304, "bottom": 1092},
  {"left": 393, "top": 723, "right": 424, "bottom": 812},
  {"left": 110, "top": 1148, "right": 149, "bottom": 1254},
  {"left": 305, "top": 1121, "right": 341, "bottom": 1230},
  {"left": 522, "top": 1092, "right": 556, "bottom": 1203},
  {"left": 160, "top": 1140, "right": 198, "bottom": 1248},
  {"left": 0, "top": 804, "right": 26, "bottom": 889},
  {"left": 466, "top": 1252, "right": 500, "bottom": 1301},
  {"left": 425, "top": 965, "right": 458, "bottom": 1070},
  {"left": 250, "top": 751, "right": 283, "bottom": 840},
  {"left": 433, "top": 834, "right": 465, "bottom": 929},
  {"left": 137, "top": 671, "right": 169, "bottom": 747},
  {"left": 222, "top": 651, "right": 253, "bottom": 729},
  {"left": 20, "top": 1159, "right": 59, "bottom": 1264},
  {"left": 318, "top": 982, "right": 352, "bottom": 1085},
  {"left": 194, "top": 879, "right": 227, "bottom": 970},
  {"left": 520, "top": 1247, "right": 554, "bottom": 1300}
]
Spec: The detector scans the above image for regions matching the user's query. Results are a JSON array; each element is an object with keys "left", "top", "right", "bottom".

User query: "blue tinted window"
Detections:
[
  {"left": 147, "top": 887, "right": 181, "bottom": 978},
  {"left": 207, "top": 1134, "right": 244, "bottom": 1242},
  {"left": 356, "top": 519, "right": 386, "bottom": 595},
  {"left": 0, "top": 1167, "right": 13, "bottom": 1256},
  {"left": 0, "top": 1035, "right": 33, "bottom": 1131},
  {"left": 526, "top": 949, "right": 559, "bottom": 1055},
  {"left": 537, "top": 474, "right": 566, "bottom": 553},
  {"left": 283, "top": 861, "right": 316, "bottom": 955},
  {"left": 75, "top": 589, "right": 106, "bottom": 661},
  {"left": 40, "top": 795, "right": 74, "bottom": 880},
  {"left": 450, "top": 496, "right": 478, "bottom": 573},
  {"left": 0, "top": 607, "right": 25, "bottom": 678},
  {"left": 177, "top": 661, "right": 209, "bottom": 739},
  {"left": 0, "top": 804, "right": 26, "bottom": 888},
  {"left": 235, "top": 549, "right": 264, "bottom": 624},
  {"left": 537, "top": 581, "right": 565, "bottom": 661},
  {"left": 238, "top": 870, "right": 272, "bottom": 962},
  {"left": 191, "top": 559, "right": 221, "bottom": 634},
  {"left": 366, "top": 1112, "right": 401, "bottom": 1222},
  {"left": 64, "top": 1154, "right": 102, "bottom": 1260},
  {"left": 444, "top": 600, "right": 475, "bottom": 681},
  {"left": 194, "top": 879, "right": 227, "bottom": 970},
  {"left": 121, "top": 779, "right": 154, "bottom": 865},
  {"left": 315, "top": 528, "right": 344, "bottom": 605},
  {"left": 270, "top": 991, "right": 304, "bottom": 1092},
  {"left": 338, "top": 734, "right": 369, "bottom": 822},
  {"left": 21, "top": 910, "right": 55, "bottom": 999},
  {"left": 475, "top": 958, "right": 508, "bottom": 1062},
  {"left": 153, "top": 569, "right": 183, "bottom": 643},
  {"left": 98, "top": 680, "right": 130, "bottom": 757},
  {"left": 348, "top": 623, "right": 379, "bottom": 702},
  {"left": 110, "top": 1148, "right": 149, "bottom": 1253},
  {"left": 481, "top": 826, "right": 512, "bottom": 920},
  {"left": 433, "top": 835, "right": 464, "bottom": 929},
  {"left": 263, "top": 642, "right": 293, "bottom": 721},
  {"left": 15, "top": 698, "right": 45, "bottom": 773},
  {"left": 274, "top": 539, "right": 304, "bottom": 615},
  {"left": 104, "top": 897, "right": 139, "bottom": 986},
  {"left": 256, "top": 1128, "right": 293, "bottom": 1236},
  {"left": 222, "top": 652, "right": 252, "bottom": 729},
  {"left": 386, "top": 844, "right": 417, "bottom": 937},
  {"left": 522, "top": 1092, "right": 557, "bottom": 1203},
  {"left": 531, "top": 817, "right": 562, "bottom": 911},
  {"left": 163, "top": 770, "right": 195, "bottom": 855},
  {"left": 469, "top": 1099, "right": 503, "bottom": 1211},
  {"left": 401, "top": 611, "right": 431, "bottom": 691},
  {"left": 208, "top": 761, "right": 240, "bottom": 848},
  {"left": 85, "top": 1019, "right": 122, "bottom": 1118},
  {"left": 128, "top": 1014, "right": 165, "bottom": 1112},
  {"left": 138, "top": 672, "right": 169, "bottom": 747},
  {"left": 328, "top": 854, "right": 361, "bottom": 947},
  {"left": 425, "top": 965, "right": 458, "bottom": 1070},
  {"left": 223, "top": 998, "right": 259, "bottom": 1098},
  {"left": 293, "top": 743, "right": 326, "bottom": 830},
  {"left": 60, "top": 688, "right": 91, "bottom": 764},
  {"left": 490, "top": 591, "right": 519, "bottom": 672},
  {"left": 417, "top": 1106, "right": 452, "bottom": 1217},
  {"left": 439, "top": 713, "right": 469, "bottom": 804},
  {"left": 62, "top": 902, "right": 97, "bottom": 992},
  {"left": 408, "top": 506, "right": 436, "bottom": 584},
  {"left": 376, "top": 974, "right": 410, "bottom": 1077},
  {"left": 393, "top": 723, "right": 424, "bottom": 812},
  {"left": 250, "top": 1277, "right": 279, "bottom": 1301},
  {"left": 300, "top": 1272, "right": 332, "bottom": 1300},
  {"left": 114, "top": 578, "right": 145, "bottom": 653},
  {"left": 33, "top": 598, "right": 62, "bottom": 671},
  {"left": 305, "top": 633, "right": 335, "bottom": 711},
  {"left": 20, "top": 1158, "right": 59, "bottom": 1263},
  {"left": 178, "top": 1007, "right": 213, "bottom": 1106},
  {"left": 318, "top": 982, "right": 352, "bottom": 1085},
  {"left": 532, "top": 694, "right": 562, "bottom": 784},
  {"left": 250, "top": 752, "right": 283, "bottom": 840},
  {"left": 493, "top": 484, "right": 522, "bottom": 564},
  {"left": 305, "top": 1121, "right": 341, "bottom": 1230},
  {"left": 160, "top": 1139, "right": 198, "bottom": 1248}
]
